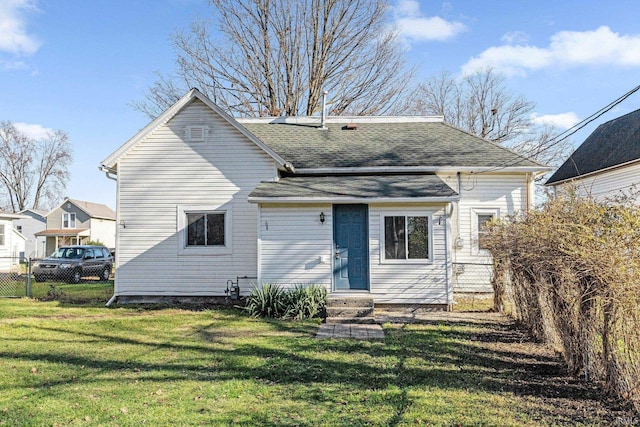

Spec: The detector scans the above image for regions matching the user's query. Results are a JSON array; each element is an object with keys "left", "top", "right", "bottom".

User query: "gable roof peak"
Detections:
[
  {"left": 546, "top": 108, "right": 640, "bottom": 185},
  {"left": 101, "top": 88, "right": 287, "bottom": 171}
]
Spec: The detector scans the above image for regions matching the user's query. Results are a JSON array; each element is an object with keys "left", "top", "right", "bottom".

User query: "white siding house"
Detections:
[
  {"left": 0, "top": 213, "right": 26, "bottom": 272},
  {"left": 102, "top": 89, "right": 549, "bottom": 306},
  {"left": 546, "top": 108, "right": 640, "bottom": 200}
]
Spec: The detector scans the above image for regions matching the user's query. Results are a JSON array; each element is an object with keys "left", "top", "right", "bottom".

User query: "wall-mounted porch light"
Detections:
[
  {"left": 119, "top": 219, "right": 126, "bottom": 229},
  {"left": 319, "top": 212, "right": 325, "bottom": 224}
]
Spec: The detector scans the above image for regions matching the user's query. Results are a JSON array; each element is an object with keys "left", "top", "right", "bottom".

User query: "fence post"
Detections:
[{"left": 26, "top": 258, "right": 32, "bottom": 298}]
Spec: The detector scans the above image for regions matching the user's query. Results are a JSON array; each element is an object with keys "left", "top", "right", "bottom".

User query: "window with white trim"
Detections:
[
  {"left": 178, "top": 204, "right": 232, "bottom": 255},
  {"left": 381, "top": 213, "right": 432, "bottom": 262},
  {"left": 471, "top": 208, "right": 499, "bottom": 254},
  {"left": 186, "top": 212, "right": 225, "bottom": 247},
  {"left": 62, "top": 213, "right": 76, "bottom": 228}
]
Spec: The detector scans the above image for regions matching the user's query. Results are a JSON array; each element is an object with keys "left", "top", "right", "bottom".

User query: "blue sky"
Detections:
[{"left": 1, "top": 0, "right": 640, "bottom": 209}]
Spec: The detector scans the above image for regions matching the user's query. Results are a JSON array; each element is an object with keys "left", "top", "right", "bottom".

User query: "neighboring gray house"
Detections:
[
  {"left": 101, "top": 89, "right": 549, "bottom": 307},
  {"left": 546, "top": 108, "right": 640, "bottom": 199},
  {"left": 15, "top": 209, "right": 47, "bottom": 259},
  {"left": 35, "top": 198, "right": 116, "bottom": 255}
]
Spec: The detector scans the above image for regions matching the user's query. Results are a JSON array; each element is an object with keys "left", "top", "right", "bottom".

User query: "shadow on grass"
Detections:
[{"left": 3, "top": 311, "right": 634, "bottom": 425}]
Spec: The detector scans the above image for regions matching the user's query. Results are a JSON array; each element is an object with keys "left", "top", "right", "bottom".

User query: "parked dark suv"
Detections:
[{"left": 33, "top": 245, "right": 113, "bottom": 283}]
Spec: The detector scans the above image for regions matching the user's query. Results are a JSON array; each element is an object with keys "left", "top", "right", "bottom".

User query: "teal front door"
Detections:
[{"left": 333, "top": 204, "right": 369, "bottom": 290}]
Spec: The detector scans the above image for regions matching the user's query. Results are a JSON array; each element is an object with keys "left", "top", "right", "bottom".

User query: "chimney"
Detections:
[{"left": 320, "top": 91, "right": 328, "bottom": 130}]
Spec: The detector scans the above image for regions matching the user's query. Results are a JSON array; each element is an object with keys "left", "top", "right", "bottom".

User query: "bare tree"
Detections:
[
  {"left": 413, "top": 68, "right": 572, "bottom": 166},
  {"left": 134, "top": 0, "right": 413, "bottom": 118},
  {"left": 0, "top": 121, "right": 72, "bottom": 212}
]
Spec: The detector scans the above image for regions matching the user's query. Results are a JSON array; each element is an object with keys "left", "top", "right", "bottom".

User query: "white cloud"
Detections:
[
  {"left": 462, "top": 26, "right": 640, "bottom": 76},
  {"left": 531, "top": 112, "right": 580, "bottom": 130},
  {"left": 394, "top": 0, "right": 466, "bottom": 42},
  {"left": 501, "top": 31, "right": 529, "bottom": 45},
  {"left": 0, "top": 0, "right": 41, "bottom": 55},
  {"left": 14, "top": 122, "right": 53, "bottom": 140}
]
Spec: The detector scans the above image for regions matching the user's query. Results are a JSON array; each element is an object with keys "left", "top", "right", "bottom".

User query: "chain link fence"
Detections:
[
  {"left": 0, "top": 257, "right": 31, "bottom": 297},
  {"left": 0, "top": 257, "right": 114, "bottom": 298}
]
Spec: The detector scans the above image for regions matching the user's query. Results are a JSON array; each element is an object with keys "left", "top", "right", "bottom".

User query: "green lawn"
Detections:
[{"left": 0, "top": 291, "right": 627, "bottom": 426}]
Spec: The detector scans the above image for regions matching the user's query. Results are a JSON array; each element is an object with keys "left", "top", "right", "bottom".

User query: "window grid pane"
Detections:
[
  {"left": 477, "top": 214, "right": 494, "bottom": 250},
  {"left": 384, "top": 216, "right": 406, "bottom": 259},
  {"left": 407, "top": 216, "right": 429, "bottom": 259},
  {"left": 206, "top": 213, "right": 225, "bottom": 246},
  {"left": 187, "top": 214, "right": 206, "bottom": 246}
]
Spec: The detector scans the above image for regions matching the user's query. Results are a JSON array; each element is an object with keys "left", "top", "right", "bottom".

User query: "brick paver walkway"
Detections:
[{"left": 316, "top": 323, "right": 384, "bottom": 339}]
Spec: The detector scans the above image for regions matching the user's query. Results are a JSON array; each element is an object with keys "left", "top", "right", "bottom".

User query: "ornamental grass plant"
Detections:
[{"left": 244, "top": 283, "right": 327, "bottom": 320}]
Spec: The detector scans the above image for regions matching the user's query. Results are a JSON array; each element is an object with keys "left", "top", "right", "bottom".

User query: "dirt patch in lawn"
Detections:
[{"left": 378, "top": 310, "right": 639, "bottom": 425}]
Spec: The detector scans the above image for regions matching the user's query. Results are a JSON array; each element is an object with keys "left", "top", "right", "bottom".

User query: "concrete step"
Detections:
[
  {"left": 326, "top": 297, "right": 374, "bottom": 308},
  {"left": 326, "top": 306, "right": 374, "bottom": 318}
]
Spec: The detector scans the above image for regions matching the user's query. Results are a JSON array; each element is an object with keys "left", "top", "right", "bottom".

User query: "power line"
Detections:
[{"left": 479, "top": 84, "right": 640, "bottom": 174}]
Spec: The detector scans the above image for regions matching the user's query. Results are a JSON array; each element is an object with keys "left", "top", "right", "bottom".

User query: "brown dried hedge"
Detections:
[{"left": 485, "top": 192, "right": 640, "bottom": 412}]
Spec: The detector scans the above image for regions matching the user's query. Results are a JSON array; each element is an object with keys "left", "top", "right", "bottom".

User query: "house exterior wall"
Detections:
[
  {"left": 437, "top": 172, "right": 528, "bottom": 293},
  {"left": 14, "top": 213, "right": 46, "bottom": 258},
  {"left": 258, "top": 203, "right": 333, "bottom": 288},
  {"left": 0, "top": 219, "right": 25, "bottom": 271},
  {"left": 368, "top": 203, "right": 450, "bottom": 304},
  {"left": 88, "top": 218, "right": 116, "bottom": 248},
  {"left": 552, "top": 162, "right": 640, "bottom": 201},
  {"left": 258, "top": 202, "right": 451, "bottom": 305},
  {"left": 115, "top": 99, "right": 278, "bottom": 296},
  {"left": 46, "top": 202, "right": 91, "bottom": 229}
]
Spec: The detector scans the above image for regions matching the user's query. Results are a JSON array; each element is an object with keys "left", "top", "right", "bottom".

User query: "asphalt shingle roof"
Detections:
[
  {"left": 240, "top": 121, "right": 541, "bottom": 170},
  {"left": 546, "top": 108, "right": 640, "bottom": 185},
  {"left": 67, "top": 199, "right": 116, "bottom": 220},
  {"left": 249, "top": 174, "right": 458, "bottom": 200}
]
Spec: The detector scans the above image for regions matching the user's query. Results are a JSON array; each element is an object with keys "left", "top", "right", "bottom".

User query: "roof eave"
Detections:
[
  {"left": 293, "top": 166, "right": 552, "bottom": 174},
  {"left": 248, "top": 196, "right": 461, "bottom": 204},
  {"left": 545, "top": 157, "right": 640, "bottom": 187}
]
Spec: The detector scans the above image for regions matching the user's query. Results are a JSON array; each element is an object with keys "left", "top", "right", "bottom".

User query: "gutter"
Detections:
[
  {"left": 294, "top": 166, "right": 552, "bottom": 175},
  {"left": 100, "top": 165, "right": 117, "bottom": 181},
  {"left": 247, "top": 195, "right": 461, "bottom": 204}
]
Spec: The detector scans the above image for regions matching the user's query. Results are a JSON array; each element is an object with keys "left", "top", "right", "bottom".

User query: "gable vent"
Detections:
[{"left": 186, "top": 125, "right": 208, "bottom": 142}]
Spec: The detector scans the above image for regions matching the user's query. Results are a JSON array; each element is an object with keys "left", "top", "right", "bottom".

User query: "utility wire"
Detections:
[{"left": 478, "top": 84, "right": 640, "bottom": 174}]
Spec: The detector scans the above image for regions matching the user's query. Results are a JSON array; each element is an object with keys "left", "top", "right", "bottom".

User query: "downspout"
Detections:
[
  {"left": 100, "top": 165, "right": 117, "bottom": 182},
  {"left": 525, "top": 172, "right": 532, "bottom": 214},
  {"left": 105, "top": 294, "right": 117, "bottom": 307},
  {"left": 100, "top": 165, "right": 118, "bottom": 307},
  {"left": 451, "top": 172, "right": 463, "bottom": 300},
  {"left": 455, "top": 172, "right": 463, "bottom": 250}
]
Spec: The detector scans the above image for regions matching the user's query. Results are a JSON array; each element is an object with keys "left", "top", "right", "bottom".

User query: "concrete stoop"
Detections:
[{"left": 325, "top": 296, "right": 376, "bottom": 324}]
